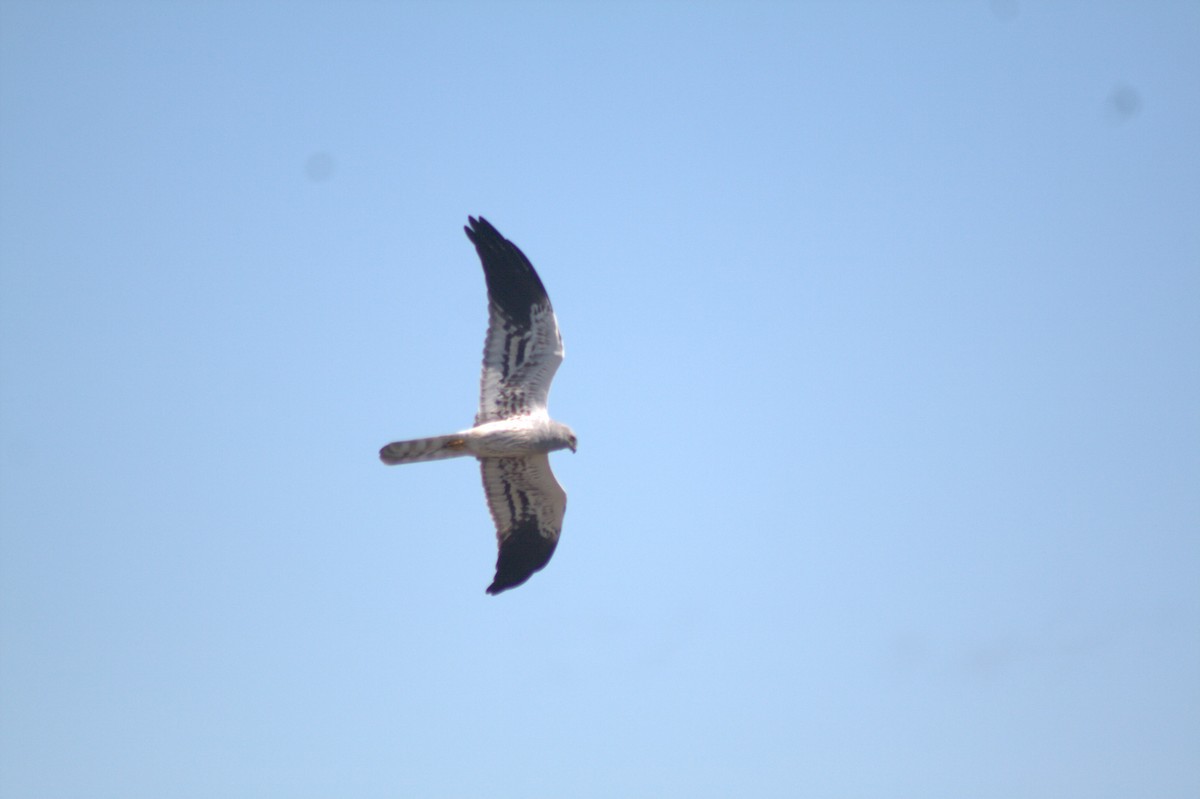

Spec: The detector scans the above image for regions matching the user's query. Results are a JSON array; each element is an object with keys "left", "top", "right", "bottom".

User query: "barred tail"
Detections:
[{"left": 379, "top": 434, "right": 472, "bottom": 465}]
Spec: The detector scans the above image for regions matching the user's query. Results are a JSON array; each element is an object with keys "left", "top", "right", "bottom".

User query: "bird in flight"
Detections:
[{"left": 380, "top": 217, "right": 576, "bottom": 594}]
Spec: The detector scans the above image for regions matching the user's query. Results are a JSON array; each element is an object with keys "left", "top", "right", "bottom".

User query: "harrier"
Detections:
[{"left": 379, "top": 217, "right": 576, "bottom": 594}]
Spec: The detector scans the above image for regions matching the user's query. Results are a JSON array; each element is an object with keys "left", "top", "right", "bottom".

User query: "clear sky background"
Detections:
[{"left": 1, "top": 2, "right": 1198, "bottom": 797}]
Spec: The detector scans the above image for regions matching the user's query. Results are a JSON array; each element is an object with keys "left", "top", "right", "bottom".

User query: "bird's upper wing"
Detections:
[
  {"left": 464, "top": 217, "right": 564, "bottom": 425},
  {"left": 479, "top": 455, "right": 566, "bottom": 594}
]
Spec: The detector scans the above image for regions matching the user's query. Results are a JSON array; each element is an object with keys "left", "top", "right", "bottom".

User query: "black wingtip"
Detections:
[
  {"left": 485, "top": 525, "right": 558, "bottom": 595},
  {"left": 463, "top": 215, "right": 552, "bottom": 326},
  {"left": 463, "top": 215, "right": 502, "bottom": 245},
  {"left": 464, "top": 215, "right": 488, "bottom": 242}
]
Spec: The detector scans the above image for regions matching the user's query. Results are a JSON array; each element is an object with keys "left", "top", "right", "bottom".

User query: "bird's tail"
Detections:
[{"left": 379, "top": 434, "right": 472, "bottom": 465}]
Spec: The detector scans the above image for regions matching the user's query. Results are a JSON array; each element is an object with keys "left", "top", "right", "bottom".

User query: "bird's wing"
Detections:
[
  {"left": 479, "top": 454, "right": 566, "bottom": 594},
  {"left": 464, "top": 217, "right": 564, "bottom": 425}
]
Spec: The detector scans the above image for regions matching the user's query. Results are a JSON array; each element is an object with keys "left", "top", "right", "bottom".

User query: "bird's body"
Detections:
[
  {"left": 379, "top": 217, "right": 575, "bottom": 594},
  {"left": 380, "top": 415, "right": 575, "bottom": 462}
]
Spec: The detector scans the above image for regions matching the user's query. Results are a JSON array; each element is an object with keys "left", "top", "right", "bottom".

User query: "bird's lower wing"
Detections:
[{"left": 479, "top": 454, "right": 566, "bottom": 594}]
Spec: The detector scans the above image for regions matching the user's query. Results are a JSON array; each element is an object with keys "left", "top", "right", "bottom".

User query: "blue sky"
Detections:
[{"left": 1, "top": 1, "right": 1198, "bottom": 797}]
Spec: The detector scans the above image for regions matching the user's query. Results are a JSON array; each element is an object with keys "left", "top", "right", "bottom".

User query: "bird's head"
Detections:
[{"left": 551, "top": 421, "right": 577, "bottom": 454}]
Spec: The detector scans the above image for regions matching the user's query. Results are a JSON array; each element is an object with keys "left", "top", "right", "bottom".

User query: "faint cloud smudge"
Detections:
[
  {"left": 1105, "top": 84, "right": 1143, "bottom": 123},
  {"left": 886, "top": 631, "right": 931, "bottom": 674},
  {"left": 963, "top": 638, "right": 1018, "bottom": 681},
  {"left": 988, "top": 0, "right": 1019, "bottom": 22},
  {"left": 305, "top": 151, "right": 336, "bottom": 182}
]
